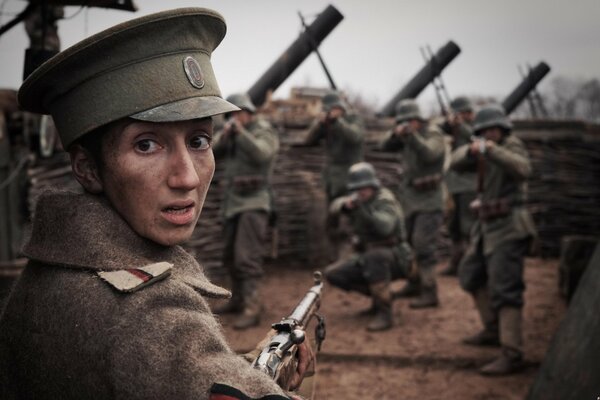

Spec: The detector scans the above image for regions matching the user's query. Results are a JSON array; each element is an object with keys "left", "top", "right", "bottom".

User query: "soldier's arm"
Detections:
[
  {"left": 297, "top": 120, "right": 326, "bottom": 147},
  {"left": 450, "top": 143, "right": 477, "bottom": 172},
  {"left": 235, "top": 123, "right": 279, "bottom": 165},
  {"left": 486, "top": 140, "right": 532, "bottom": 180},
  {"left": 379, "top": 129, "right": 405, "bottom": 151},
  {"left": 328, "top": 196, "right": 349, "bottom": 216},
  {"left": 107, "top": 292, "right": 293, "bottom": 399},
  {"left": 406, "top": 128, "right": 445, "bottom": 163},
  {"left": 353, "top": 200, "right": 397, "bottom": 237},
  {"left": 330, "top": 115, "right": 364, "bottom": 145},
  {"left": 454, "top": 123, "right": 473, "bottom": 148}
]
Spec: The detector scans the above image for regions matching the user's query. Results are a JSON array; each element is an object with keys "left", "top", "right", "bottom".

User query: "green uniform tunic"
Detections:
[
  {"left": 444, "top": 121, "right": 477, "bottom": 241},
  {"left": 302, "top": 113, "right": 364, "bottom": 201},
  {"left": 324, "top": 187, "right": 411, "bottom": 292},
  {"left": 450, "top": 135, "right": 537, "bottom": 256},
  {"left": 451, "top": 135, "right": 537, "bottom": 310},
  {"left": 212, "top": 116, "right": 279, "bottom": 220},
  {"left": 212, "top": 116, "right": 279, "bottom": 279},
  {"left": 381, "top": 123, "right": 446, "bottom": 217}
]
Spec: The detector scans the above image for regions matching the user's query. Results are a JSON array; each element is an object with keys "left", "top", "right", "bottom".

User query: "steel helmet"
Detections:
[
  {"left": 395, "top": 99, "right": 424, "bottom": 123},
  {"left": 347, "top": 162, "right": 381, "bottom": 191},
  {"left": 473, "top": 104, "right": 512, "bottom": 134},
  {"left": 450, "top": 96, "right": 473, "bottom": 113},
  {"left": 321, "top": 92, "right": 347, "bottom": 112},
  {"left": 226, "top": 93, "right": 256, "bottom": 113}
]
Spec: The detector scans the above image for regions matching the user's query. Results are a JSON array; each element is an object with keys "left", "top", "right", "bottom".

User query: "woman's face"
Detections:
[{"left": 98, "top": 118, "right": 215, "bottom": 246}]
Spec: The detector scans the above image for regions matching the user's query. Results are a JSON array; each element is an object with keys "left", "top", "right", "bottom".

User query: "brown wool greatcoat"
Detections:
[{"left": 0, "top": 191, "right": 288, "bottom": 400}]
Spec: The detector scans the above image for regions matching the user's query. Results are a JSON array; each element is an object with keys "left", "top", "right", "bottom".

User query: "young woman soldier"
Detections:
[{"left": 0, "top": 8, "right": 311, "bottom": 400}]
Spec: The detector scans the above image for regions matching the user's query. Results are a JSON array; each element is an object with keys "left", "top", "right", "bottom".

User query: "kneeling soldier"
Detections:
[{"left": 324, "top": 162, "right": 412, "bottom": 331}]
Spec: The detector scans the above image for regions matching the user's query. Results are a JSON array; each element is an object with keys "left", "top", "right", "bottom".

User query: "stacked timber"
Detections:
[{"left": 514, "top": 120, "right": 600, "bottom": 257}]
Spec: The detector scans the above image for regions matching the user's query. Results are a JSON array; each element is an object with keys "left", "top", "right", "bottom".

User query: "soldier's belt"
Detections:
[
  {"left": 410, "top": 173, "right": 442, "bottom": 191},
  {"left": 473, "top": 197, "right": 521, "bottom": 221},
  {"left": 230, "top": 175, "right": 266, "bottom": 194},
  {"left": 362, "top": 237, "right": 400, "bottom": 251}
]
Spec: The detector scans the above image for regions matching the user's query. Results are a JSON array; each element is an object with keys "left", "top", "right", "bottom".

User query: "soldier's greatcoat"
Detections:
[
  {"left": 0, "top": 191, "right": 289, "bottom": 400},
  {"left": 450, "top": 135, "right": 537, "bottom": 256},
  {"left": 381, "top": 123, "right": 446, "bottom": 217},
  {"left": 302, "top": 113, "right": 364, "bottom": 201},
  {"left": 212, "top": 116, "right": 279, "bottom": 220}
]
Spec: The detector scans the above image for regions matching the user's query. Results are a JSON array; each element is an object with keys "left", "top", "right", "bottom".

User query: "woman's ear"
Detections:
[{"left": 69, "top": 145, "right": 103, "bottom": 194}]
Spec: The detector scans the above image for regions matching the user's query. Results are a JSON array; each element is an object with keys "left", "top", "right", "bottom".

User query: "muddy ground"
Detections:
[{"left": 211, "top": 257, "right": 565, "bottom": 400}]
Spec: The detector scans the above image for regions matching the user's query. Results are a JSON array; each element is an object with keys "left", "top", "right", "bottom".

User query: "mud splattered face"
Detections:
[{"left": 98, "top": 118, "right": 215, "bottom": 246}]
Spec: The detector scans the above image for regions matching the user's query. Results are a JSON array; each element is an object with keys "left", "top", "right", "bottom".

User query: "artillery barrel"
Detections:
[
  {"left": 502, "top": 61, "right": 550, "bottom": 115},
  {"left": 247, "top": 5, "right": 343, "bottom": 107},
  {"left": 379, "top": 40, "right": 461, "bottom": 117}
]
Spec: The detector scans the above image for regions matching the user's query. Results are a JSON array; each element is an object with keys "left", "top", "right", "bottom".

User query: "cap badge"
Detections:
[{"left": 183, "top": 56, "right": 205, "bottom": 89}]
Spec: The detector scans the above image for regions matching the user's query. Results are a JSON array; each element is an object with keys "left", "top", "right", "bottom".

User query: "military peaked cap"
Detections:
[{"left": 18, "top": 8, "right": 239, "bottom": 148}]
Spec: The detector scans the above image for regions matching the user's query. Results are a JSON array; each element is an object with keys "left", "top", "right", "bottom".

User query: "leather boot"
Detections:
[
  {"left": 366, "top": 281, "right": 393, "bottom": 332},
  {"left": 440, "top": 240, "right": 464, "bottom": 276},
  {"left": 462, "top": 288, "right": 499, "bottom": 346},
  {"left": 410, "top": 262, "right": 439, "bottom": 308},
  {"left": 409, "top": 284, "right": 439, "bottom": 308},
  {"left": 212, "top": 280, "right": 243, "bottom": 315},
  {"left": 480, "top": 307, "right": 524, "bottom": 375},
  {"left": 233, "top": 279, "right": 262, "bottom": 330}
]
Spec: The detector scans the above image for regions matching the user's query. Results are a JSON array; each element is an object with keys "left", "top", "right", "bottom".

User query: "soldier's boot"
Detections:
[
  {"left": 480, "top": 307, "right": 525, "bottom": 376},
  {"left": 366, "top": 281, "right": 393, "bottom": 332},
  {"left": 440, "top": 240, "right": 464, "bottom": 276},
  {"left": 463, "top": 288, "right": 500, "bottom": 346},
  {"left": 409, "top": 284, "right": 439, "bottom": 309},
  {"left": 357, "top": 299, "right": 378, "bottom": 316},
  {"left": 233, "top": 279, "right": 262, "bottom": 330},
  {"left": 409, "top": 264, "right": 439, "bottom": 308},
  {"left": 212, "top": 281, "right": 243, "bottom": 315}
]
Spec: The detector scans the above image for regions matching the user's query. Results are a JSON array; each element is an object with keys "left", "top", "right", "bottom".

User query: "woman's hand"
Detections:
[{"left": 288, "top": 340, "right": 315, "bottom": 391}]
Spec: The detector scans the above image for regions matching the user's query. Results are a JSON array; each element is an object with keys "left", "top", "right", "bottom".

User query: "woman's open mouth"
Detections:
[{"left": 161, "top": 202, "right": 195, "bottom": 225}]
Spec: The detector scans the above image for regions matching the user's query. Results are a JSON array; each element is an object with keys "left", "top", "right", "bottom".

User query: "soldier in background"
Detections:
[
  {"left": 296, "top": 92, "right": 364, "bottom": 202},
  {"left": 324, "top": 162, "right": 412, "bottom": 331},
  {"left": 440, "top": 96, "right": 477, "bottom": 276},
  {"left": 295, "top": 92, "right": 365, "bottom": 261},
  {"left": 380, "top": 99, "right": 445, "bottom": 308},
  {"left": 450, "top": 104, "right": 537, "bottom": 375},
  {"left": 211, "top": 93, "right": 279, "bottom": 330}
]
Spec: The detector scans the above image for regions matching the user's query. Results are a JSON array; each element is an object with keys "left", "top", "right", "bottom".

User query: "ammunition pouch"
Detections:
[
  {"left": 231, "top": 175, "right": 266, "bottom": 195},
  {"left": 471, "top": 197, "right": 520, "bottom": 221},
  {"left": 410, "top": 173, "right": 442, "bottom": 191}
]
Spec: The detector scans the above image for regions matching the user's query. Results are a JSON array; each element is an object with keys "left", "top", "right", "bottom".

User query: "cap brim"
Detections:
[{"left": 130, "top": 96, "right": 240, "bottom": 122}]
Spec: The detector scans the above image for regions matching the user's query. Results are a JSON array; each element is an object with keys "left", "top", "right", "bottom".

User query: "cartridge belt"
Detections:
[{"left": 410, "top": 173, "right": 442, "bottom": 191}]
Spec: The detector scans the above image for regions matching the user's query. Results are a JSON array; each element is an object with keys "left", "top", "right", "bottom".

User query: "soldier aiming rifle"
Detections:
[{"left": 450, "top": 104, "right": 537, "bottom": 376}]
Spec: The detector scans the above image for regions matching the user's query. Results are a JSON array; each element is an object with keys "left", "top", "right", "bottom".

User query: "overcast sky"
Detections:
[{"left": 1, "top": 0, "right": 599, "bottom": 111}]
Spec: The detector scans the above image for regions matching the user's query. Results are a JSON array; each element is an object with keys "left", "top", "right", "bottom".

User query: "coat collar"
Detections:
[{"left": 23, "top": 190, "right": 229, "bottom": 298}]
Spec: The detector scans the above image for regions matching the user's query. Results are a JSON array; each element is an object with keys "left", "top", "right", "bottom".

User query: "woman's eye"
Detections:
[
  {"left": 189, "top": 135, "right": 211, "bottom": 150},
  {"left": 135, "top": 139, "right": 159, "bottom": 153}
]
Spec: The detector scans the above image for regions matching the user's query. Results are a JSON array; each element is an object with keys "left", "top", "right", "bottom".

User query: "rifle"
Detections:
[{"left": 252, "top": 272, "right": 326, "bottom": 391}]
